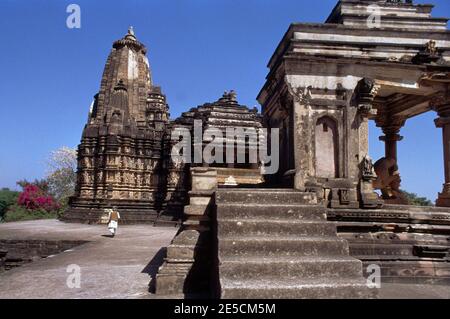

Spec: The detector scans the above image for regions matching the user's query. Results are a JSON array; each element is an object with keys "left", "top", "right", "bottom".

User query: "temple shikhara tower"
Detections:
[
  {"left": 64, "top": 0, "right": 450, "bottom": 299},
  {"left": 64, "top": 28, "right": 185, "bottom": 224}
]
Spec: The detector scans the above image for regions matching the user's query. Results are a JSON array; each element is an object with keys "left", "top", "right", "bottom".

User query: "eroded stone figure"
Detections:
[
  {"left": 362, "top": 155, "right": 375, "bottom": 179},
  {"left": 373, "top": 157, "right": 409, "bottom": 204}
]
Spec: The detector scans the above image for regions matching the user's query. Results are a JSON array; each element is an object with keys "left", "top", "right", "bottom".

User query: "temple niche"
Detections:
[{"left": 315, "top": 116, "right": 339, "bottom": 179}]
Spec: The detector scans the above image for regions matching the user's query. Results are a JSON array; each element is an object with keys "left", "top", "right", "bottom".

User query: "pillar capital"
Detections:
[
  {"left": 431, "top": 91, "right": 450, "bottom": 118},
  {"left": 435, "top": 116, "right": 450, "bottom": 128},
  {"left": 354, "top": 78, "right": 380, "bottom": 118},
  {"left": 379, "top": 133, "right": 403, "bottom": 142},
  {"left": 376, "top": 115, "right": 406, "bottom": 135}
]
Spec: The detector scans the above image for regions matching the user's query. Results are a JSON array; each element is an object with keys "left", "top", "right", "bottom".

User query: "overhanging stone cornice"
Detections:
[{"left": 266, "top": 22, "right": 450, "bottom": 71}]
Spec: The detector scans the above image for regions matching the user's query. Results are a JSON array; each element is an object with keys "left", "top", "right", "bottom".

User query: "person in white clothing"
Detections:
[{"left": 106, "top": 207, "right": 121, "bottom": 237}]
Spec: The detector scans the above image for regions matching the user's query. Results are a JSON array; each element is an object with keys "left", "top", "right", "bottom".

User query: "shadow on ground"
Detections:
[{"left": 142, "top": 247, "right": 167, "bottom": 293}]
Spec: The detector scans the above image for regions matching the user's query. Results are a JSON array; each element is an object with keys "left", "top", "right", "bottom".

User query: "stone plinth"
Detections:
[
  {"left": 328, "top": 205, "right": 450, "bottom": 284},
  {"left": 155, "top": 168, "right": 217, "bottom": 297}
]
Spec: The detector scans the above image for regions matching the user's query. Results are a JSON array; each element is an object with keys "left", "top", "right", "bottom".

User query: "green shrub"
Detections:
[
  {"left": 3, "top": 204, "right": 58, "bottom": 223},
  {"left": 401, "top": 190, "right": 434, "bottom": 207},
  {"left": 0, "top": 188, "right": 19, "bottom": 206},
  {"left": 0, "top": 200, "right": 7, "bottom": 221},
  {"left": 0, "top": 188, "right": 20, "bottom": 222}
]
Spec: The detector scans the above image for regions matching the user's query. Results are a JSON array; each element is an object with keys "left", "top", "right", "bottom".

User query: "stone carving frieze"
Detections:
[
  {"left": 353, "top": 78, "right": 380, "bottom": 118},
  {"left": 419, "top": 72, "right": 450, "bottom": 86},
  {"left": 286, "top": 84, "right": 312, "bottom": 105}
]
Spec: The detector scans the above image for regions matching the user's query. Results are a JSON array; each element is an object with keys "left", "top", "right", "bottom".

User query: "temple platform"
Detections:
[
  {"left": 0, "top": 220, "right": 177, "bottom": 299},
  {"left": 0, "top": 219, "right": 448, "bottom": 299},
  {"left": 329, "top": 204, "right": 450, "bottom": 284}
]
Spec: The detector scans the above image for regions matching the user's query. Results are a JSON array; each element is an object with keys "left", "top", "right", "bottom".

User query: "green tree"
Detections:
[
  {"left": 0, "top": 188, "right": 20, "bottom": 221},
  {"left": 0, "top": 200, "right": 7, "bottom": 220},
  {"left": 401, "top": 190, "right": 434, "bottom": 207}
]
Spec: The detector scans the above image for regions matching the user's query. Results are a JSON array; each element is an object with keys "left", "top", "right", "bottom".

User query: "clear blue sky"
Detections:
[{"left": 0, "top": 0, "right": 449, "bottom": 201}]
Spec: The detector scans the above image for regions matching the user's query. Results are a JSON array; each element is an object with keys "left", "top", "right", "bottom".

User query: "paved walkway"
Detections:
[
  {"left": 0, "top": 219, "right": 178, "bottom": 299},
  {"left": 0, "top": 220, "right": 448, "bottom": 299}
]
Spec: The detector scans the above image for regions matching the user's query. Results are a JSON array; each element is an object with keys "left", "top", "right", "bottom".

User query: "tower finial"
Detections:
[{"left": 114, "top": 25, "right": 146, "bottom": 53}]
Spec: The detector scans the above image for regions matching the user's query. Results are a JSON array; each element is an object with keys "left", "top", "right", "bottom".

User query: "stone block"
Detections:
[
  {"left": 191, "top": 168, "right": 217, "bottom": 192},
  {"left": 188, "top": 197, "right": 212, "bottom": 206},
  {"left": 184, "top": 204, "right": 209, "bottom": 216}
]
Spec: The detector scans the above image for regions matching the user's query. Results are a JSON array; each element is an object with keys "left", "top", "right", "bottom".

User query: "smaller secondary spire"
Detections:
[{"left": 128, "top": 26, "right": 135, "bottom": 36}]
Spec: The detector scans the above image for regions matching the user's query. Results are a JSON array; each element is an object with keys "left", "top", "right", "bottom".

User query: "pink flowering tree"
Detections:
[{"left": 17, "top": 184, "right": 60, "bottom": 212}]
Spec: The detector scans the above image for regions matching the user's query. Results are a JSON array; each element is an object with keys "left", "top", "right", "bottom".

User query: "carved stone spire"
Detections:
[
  {"left": 89, "top": 28, "right": 153, "bottom": 126},
  {"left": 65, "top": 30, "right": 175, "bottom": 224}
]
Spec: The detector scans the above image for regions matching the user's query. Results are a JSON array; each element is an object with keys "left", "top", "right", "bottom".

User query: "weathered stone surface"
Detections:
[
  {"left": 216, "top": 189, "right": 318, "bottom": 205},
  {"left": 0, "top": 240, "right": 88, "bottom": 271},
  {"left": 220, "top": 278, "right": 377, "bottom": 299},
  {"left": 258, "top": 0, "right": 450, "bottom": 210},
  {"left": 155, "top": 168, "right": 217, "bottom": 296},
  {"left": 218, "top": 219, "right": 336, "bottom": 237},
  {"left": 250, "top": 0, "right": 450, "bottom": 287},
  {"left": 327, "top": 0, "right": 448, "bottom": 31},
  {"left": 329, "top": 205, "right": 450, "bottom": 283},
  {"left": 216, "top": 203, "right": 327, "bottom": 220},
  {"left": 174, "top": 92, "right": 264, "bottom": 187},
  {"left": 216, "top": 188, "right": 376, "bottom": 299},
  {"left": 0, "top": 220, "right": 178, "bottom": 299}
]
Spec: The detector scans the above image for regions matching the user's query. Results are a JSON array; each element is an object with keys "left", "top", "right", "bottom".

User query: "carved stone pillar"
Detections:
[
  {"left": 286, "top": 85, "right": 312, "bottom": 191},
  {"left": 354, "top": 78, "right": 383, "bottom": 208},
  {"left": 434, "top": 95, "right": 450, "bottom": 207},
  {"left": 379, "top": 121, "right": 404, "bottom": 163}
]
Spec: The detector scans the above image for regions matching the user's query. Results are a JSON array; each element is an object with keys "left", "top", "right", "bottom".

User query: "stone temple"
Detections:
[{"left": 63, "top": 0, "right": 450, "bottom": 298}]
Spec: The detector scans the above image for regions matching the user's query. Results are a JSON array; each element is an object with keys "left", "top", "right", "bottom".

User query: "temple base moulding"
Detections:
[
  {"left": 436, "top": 184, "right": 450, "bottom": 207},
  {"left": 436, "top": 196, "right": 450, "bottom": 208}
]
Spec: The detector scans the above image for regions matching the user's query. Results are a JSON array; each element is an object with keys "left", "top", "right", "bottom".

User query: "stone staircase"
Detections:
[{"left": 215, "top": 189, "right": 377, "bottom": 299}]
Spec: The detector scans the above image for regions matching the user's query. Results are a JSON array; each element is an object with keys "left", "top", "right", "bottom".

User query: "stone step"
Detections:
[
  {"left": 216, "top": 189, "right": 317, "bottom": 205},
  {"left": 214, "top": 188, "right": 376, "bottom": 299},
  {"left": 219, "top": 236, "right": 349, "bottom": 257},
  {"left": 220, "top": 277, "right": 375, "bottom": 299},
  {"left": 216, "top": 203, "right": 327, "bottom": 221},
  {"left": 218, "top": 219, "right": 336, "bottom": 237},
  {"left": 220, "top": 256, "right": 363, "bottom": 280}
]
